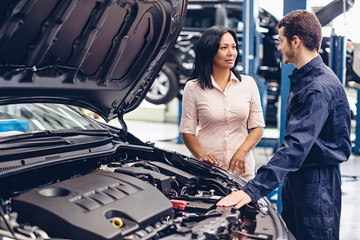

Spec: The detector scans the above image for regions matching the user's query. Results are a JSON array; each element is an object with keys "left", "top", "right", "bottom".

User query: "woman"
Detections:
[{"left": 179, "top": 25, "right": 265, "bottom": 181}]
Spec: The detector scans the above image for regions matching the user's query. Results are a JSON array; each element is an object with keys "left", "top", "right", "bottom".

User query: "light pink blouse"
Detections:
[{"left": 179, "top": 72, "right": 265, "bottom": 180}]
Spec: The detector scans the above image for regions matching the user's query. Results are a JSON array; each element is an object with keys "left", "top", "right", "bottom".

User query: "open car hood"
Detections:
[{"left": 0, "top": 0, "right": 187, "bottom": 121}]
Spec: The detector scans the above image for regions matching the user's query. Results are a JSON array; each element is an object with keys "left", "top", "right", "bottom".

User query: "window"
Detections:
[
  {"left": 184, "top": 8, "right": 216, "bottom": 28},
  {"left": 226, "top": 8, "right": 243, "bottom": 31}
]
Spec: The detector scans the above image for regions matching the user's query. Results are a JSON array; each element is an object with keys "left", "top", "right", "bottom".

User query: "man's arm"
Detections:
[{"left": 217, "top": 90, "right": 330, "bottom": 206}]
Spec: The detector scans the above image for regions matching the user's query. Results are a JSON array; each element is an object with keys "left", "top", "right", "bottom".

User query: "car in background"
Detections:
[{"left": 0, "top": 0, "right": 295, "bottom": 240}]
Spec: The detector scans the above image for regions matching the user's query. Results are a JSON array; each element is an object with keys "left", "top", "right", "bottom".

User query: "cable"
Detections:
[{"left": 0, "top": 207, "right": 19, "bottom": 240}]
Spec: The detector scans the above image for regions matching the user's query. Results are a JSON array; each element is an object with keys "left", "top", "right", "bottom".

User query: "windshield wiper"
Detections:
[
  {"left": 0, "top": 129, "right": 114, "bottom": 145},
  {"left": 0, "top": 136, "right": 71, "bottom": 150}
]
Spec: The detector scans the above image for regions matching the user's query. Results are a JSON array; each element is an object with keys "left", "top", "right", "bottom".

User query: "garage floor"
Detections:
[{"left": 108, "top": 119, "right": 360, "bottom": 240}]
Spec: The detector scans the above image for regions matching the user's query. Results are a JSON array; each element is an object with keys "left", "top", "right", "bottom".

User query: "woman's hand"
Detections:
[
  {"left": 228, "top": 149, "right": 246, "bottom": 175},
  {"left": 181, "top": 133, "right": 222, "bottom": 167},
  {"left": 199, "top": 154, "right": 222, "bottom": 167},
  {"left": 228, "top": 127, "right": 263, "bottom": 175}
]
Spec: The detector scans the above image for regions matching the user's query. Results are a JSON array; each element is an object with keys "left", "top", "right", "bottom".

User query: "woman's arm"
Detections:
[
  {"left": 228, "top": 127, "right": 263, "bottom": 174},
  {"left": 182, "top": 133, "right": 222, "bottom": 167}
]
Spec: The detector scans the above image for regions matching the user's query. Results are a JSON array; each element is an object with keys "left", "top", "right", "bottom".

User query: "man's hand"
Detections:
[
  {"left": 216, "top": 190, "right": 251, "bottom": 209},
  {"left": 199, "top": 154, "right": 222, "bottom": 167}
]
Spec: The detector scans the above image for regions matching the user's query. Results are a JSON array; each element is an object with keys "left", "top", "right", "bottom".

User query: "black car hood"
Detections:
[{"left": 0, "top": 0, "right": 187, "bottom": 121}]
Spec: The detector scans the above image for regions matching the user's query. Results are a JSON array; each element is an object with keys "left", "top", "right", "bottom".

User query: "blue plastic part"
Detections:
[{"left": 0, "top": 119, "right": 30, "bottom": 132}]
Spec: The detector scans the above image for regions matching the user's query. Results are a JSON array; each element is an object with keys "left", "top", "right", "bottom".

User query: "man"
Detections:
[{"left": 217, "top": 9, "right": 351, "bottom": 240}]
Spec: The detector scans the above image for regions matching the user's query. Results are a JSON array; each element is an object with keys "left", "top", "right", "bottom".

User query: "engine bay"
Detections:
[{"left": 0, "top": 145, "right": 280, "bottom": 240}]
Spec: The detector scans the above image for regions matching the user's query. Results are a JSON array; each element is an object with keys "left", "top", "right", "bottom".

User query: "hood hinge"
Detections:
[{"left": 117, "top": 101, "right": 129, "bottom": 139}]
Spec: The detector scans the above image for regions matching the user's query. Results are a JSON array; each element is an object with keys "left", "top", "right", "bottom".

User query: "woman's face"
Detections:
[{"left": 213, "top": 32, "right": 237, "bottom": 70}]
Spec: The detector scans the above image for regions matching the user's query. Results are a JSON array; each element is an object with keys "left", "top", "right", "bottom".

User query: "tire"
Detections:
[{"left": 145, "top": 64, "right": 179, "bottom": 105}]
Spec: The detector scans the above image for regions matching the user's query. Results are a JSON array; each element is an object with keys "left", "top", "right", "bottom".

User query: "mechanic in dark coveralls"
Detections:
[{"left": 217, "top": 9, "right": 351, "bottom": 240}]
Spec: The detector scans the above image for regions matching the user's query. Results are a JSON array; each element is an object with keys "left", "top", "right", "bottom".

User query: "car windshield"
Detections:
[{"left": 0, "top": 103, "right": 100, "bottom": 136}]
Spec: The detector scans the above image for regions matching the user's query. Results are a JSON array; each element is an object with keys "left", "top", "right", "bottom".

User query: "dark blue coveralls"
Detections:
[{"left": 242, "top": 55, "right": 352, "bottom": 240}]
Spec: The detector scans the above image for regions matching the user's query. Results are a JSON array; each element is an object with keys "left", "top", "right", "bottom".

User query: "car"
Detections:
[{"left": 0, "top": 1, "right": 295, "bottom": 240}]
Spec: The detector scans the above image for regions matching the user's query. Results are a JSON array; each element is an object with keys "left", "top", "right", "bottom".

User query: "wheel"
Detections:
[{"left": 145, "top": 64, "right": 178, "bottom": 105}]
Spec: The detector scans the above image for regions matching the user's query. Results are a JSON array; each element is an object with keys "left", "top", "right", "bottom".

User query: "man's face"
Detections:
[{"left": 277, "top": 27, "right": 295, "bottom": 64}]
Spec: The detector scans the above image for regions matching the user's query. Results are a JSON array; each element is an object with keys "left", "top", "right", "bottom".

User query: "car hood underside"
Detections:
[{"left": 0, "top": 0, "right": 187, "bottom": 121}]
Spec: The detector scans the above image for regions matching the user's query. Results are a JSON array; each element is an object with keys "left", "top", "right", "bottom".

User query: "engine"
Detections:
[{"left": 0, "top": 157, "right": 277, "bottom": 240}]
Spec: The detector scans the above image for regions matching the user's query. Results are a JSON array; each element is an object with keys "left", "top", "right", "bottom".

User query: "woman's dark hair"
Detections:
[
  {"left": 188, "top": 25, "right": 241, "bottom": 89},
  {"left": 277, "top": 9, "right": 322, "bottom": 51}
]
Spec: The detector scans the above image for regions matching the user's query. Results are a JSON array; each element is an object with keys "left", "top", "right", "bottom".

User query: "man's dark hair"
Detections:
[
  {"left": 277, "top": 9, "right": 322, "bottom": 51},
  {"left": 189, "top": 25, "right": 241, "bottom": 89}
]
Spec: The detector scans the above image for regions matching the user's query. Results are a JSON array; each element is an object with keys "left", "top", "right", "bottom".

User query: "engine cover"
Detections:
[{"left": 12, "top": 171, "right": 173, "bottom": 240}]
